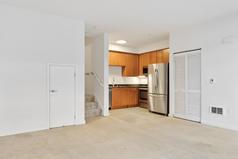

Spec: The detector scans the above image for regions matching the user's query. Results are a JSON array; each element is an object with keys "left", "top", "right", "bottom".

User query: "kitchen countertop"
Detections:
[{"left": 109, "top": 84, "right": 148, "bottom": 89}]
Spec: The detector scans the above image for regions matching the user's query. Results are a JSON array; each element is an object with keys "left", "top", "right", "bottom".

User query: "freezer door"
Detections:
[
  {"left": 148, "top": 94, "right": 168, "bottom": 115},
  {"left": 148, "top": 64, "right": 168, "bottom": 94}
]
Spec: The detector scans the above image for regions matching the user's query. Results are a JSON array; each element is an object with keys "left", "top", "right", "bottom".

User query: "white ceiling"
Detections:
[{"left": 1, "top": 0, "right": 238, "bottom": 47}]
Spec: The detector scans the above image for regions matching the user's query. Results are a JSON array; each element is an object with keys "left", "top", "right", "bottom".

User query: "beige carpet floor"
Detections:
[{"left": 1, "top": 107, "right": 238, "bottom": 159}]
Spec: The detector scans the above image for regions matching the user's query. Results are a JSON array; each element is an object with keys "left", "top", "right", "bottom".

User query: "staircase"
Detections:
[{"left": 85, "top": 95, "right": 102, "bottom": 119}]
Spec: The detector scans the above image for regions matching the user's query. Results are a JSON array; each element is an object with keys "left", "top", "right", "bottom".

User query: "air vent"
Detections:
[{"left": 211, "top": 107, "right": 223, "bottom": 115}]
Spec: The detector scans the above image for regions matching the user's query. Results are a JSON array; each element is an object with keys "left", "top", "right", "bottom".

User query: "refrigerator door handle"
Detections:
[{"left": 155, "top": 69, "right": 159, "bottom": 90}]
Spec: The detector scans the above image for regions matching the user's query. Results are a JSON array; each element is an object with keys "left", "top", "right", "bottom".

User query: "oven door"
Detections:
[
  {"left": 140, "top": 90, "right": 148, "bottom": 100},
  {"left": 139, "top": 89, "right": 148, "bottom": 108}
]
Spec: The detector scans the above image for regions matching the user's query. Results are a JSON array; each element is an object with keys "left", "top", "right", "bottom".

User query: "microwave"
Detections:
[{"left": 143, "top": 67, "right": 148, "bottom": 76}]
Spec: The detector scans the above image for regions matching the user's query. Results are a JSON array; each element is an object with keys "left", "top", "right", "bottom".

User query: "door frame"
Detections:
[
  {"left": 47, "top": 63, "right": 77, "bottom": 128},
  {"left": 172, "top": 49, "right": 202, "bottom": 123}
]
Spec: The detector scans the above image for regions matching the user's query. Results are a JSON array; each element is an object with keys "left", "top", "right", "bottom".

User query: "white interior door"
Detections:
[
  {"left": 174, "top": 50, "right": 201, "bottom": 122},
  {"left": 49, "top": 65, "right": 76, "bottom": 128},
  {"left": 174, "top": 54, "right": 186, "bottom": 117}
]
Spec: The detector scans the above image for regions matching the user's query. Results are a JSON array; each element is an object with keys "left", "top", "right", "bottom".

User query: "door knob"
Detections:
[{"left": 50, "top": 90, "right": 58, "bottom": 93}]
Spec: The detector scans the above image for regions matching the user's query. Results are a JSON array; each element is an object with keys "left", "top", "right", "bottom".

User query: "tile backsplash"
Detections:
[
  {"left": 109, "top": 66, "right": 122, "bottom": 76},
  {"left": 109, "top": 76, "right": 147, "bottom": 85}
]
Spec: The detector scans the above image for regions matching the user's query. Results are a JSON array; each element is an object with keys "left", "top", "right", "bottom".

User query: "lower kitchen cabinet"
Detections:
[{"left": 111, "top": 88, "right": 139, "bottom": 109}]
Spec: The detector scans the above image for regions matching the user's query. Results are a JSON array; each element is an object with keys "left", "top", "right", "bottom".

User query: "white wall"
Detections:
[
  {"left": 109, "top": 44, "right": 138, "bottom": 53},
  {"left": 170, "top": 14, "right": 238, "bottom": 131},
  {"left": 85, "top": 43, "right": 94, "bottom": 95},
  {"left": 109, "top": 39, "right": 169, "bottom": 54},
  {"left": 0, "top": 5, "right": 85, "bottom": 136},
  {"left": 92, "top": 34, "right": 109, "bottom": 116},
  {"left": 138, "top": 39, "right": 169, "bottom": 53}
]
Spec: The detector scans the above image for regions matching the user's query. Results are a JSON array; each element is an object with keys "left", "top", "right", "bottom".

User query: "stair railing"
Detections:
[{"left": 85, "top": 72, "right": 104, "bottom": 88}]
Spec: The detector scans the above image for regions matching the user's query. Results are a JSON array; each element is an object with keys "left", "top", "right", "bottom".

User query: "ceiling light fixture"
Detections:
[{"left": 116, "top": 40, "right": 127, "bottom": 44}]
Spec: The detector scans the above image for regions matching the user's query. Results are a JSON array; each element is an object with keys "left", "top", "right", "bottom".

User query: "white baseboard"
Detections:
[
  {"left": 102, "top": 110, "right": 110, "bottom": 117},
  {"left": 1, "top": 119, "right": 86, "bottom": 137},
  {"left": 0, "top": 127, "right": 49, "bottom": 137},
  {"left": 202, "top": 120, "right": 238, "bottom": 131},
  {"left": 173, "top": 113, "right": 201, "bottom": 122},
  {"left": 168, "top": 114, "right": 174, "bottom": 117},
  {"left": 75, "top": 119, "right": 86, "bottom": 125},
  {"left": 170, "top": 113, "right": 238, "bottom": 131}
]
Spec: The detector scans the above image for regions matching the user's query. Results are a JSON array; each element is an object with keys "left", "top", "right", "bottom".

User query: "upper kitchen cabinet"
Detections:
[
  {"left": 157, "top": 49, "right": 169, "bottom": 64},
  {"left": 109, "top": 51, "right": 139, "bottom": 76},
  {"left": 123, "top": 53, "right": 139, "bottom": 76},
  {"left": 109, "top": 51, "right": 126, "bottom": 66},
  {"left": 109, "top": 49, "right": 169, "bottom": 76},
  {"left": 149, "top": 51, "right": 158, "bottom": 64},
  {"left": 139, "top": 49, "right": 170, "bottom": 75},
  {"left": 139, "top": 53, "right": 150, "bottom": 75},
  {"left": 162, "top": 49, "right": 170, "bottom": 63}
]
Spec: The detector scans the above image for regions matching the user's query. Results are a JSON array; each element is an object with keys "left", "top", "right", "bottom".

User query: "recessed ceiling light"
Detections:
[{"left": 116, "top": 40, "right": 127, "bottom": 44}]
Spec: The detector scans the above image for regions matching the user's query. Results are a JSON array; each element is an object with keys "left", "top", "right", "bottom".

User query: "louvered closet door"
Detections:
[
  {"left": 174, "top": 54, "right": 186, "bottom": 116},
  {"left": 174, "top": 50, "right": 201, "bottom": 122},
  {"left": 187, "top": 52, "right": 201, "bottom": 121}
]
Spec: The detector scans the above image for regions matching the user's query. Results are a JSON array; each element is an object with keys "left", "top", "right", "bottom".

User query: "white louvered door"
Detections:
[
  {"left": 174, "top": 50, "right": 201, "bottom": 122},
  {"left": 174, "top": 54, "right": 186, "bottom": 117}
]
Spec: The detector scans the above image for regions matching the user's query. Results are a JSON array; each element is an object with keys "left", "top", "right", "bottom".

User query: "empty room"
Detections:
[{"left": 1, "top": 0, "right": 238, "bottom": 159}]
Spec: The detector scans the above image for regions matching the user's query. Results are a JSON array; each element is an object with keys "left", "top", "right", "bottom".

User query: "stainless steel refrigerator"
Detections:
[{"left": 148, "top": 64, "right": 168, "bottom": 115}]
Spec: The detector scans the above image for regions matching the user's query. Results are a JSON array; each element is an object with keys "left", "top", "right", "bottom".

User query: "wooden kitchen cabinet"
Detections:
[
  {"left": 162, "top": 49, "right": 169, "bottom": 63},
  {"left": 109, "top": 51, "right": 139, "bottom": 76},
  {"left": 149, "top": 51, "right": 158, "bottom": 64},
  {"left": 111, "top": 88, "right": 139, "bottom": 109},
  {"left": 157, "top": 49, "right": 169, "bottom": 64},
  {"left": 109, "top": 51, "right": 126, "bottom": 66},
  {"left": 109, "top": 49, "right": 169, "bottom": 76},
  {"left": 139, "top": 49, "right": 170, "bottom": 75},
  {"left": 123, "top": 54, "right": 139, "bottom": 76},
  {"left": 156, "top": 50, "right": 164, "bottom": 63},
  {"left": 139, "top": 53, "right": 149, "bottom": 75}
]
